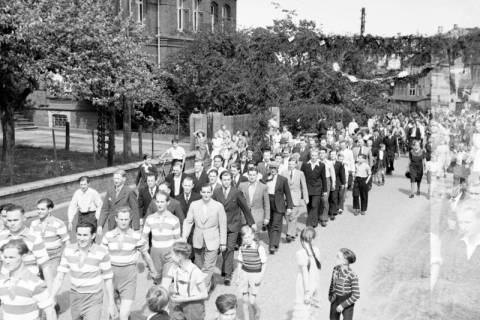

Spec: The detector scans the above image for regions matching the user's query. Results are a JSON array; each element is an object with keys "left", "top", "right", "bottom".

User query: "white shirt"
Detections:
[
  {"left": 173, "top": 175, "right": 181, "bottom": 196},
  {"left": 266, "top": 175, "right": 278, "bottom": 195},
  {"left": 167, "top": 146, "right": 186, "bottom": 160},
  {"left": 323, "top": 159, "right": 336, "bottom": 187},
  {"left": 248, "top": 182, "right": 257, "bottom": 205},
  {"left": 67, "top": 188, "right": 103, "bottom": 224},
  {"left": 461, "top": 236, "right": 480, "bottom": 260},
  {"left": 378, "top": 150, "right": 384, "bottom": 160},
  {"left": 340, "top": 148, "right": 355, "bottom": 172},
  {"left": 348, "top": 121, "right": 358, "bottom": 135}
]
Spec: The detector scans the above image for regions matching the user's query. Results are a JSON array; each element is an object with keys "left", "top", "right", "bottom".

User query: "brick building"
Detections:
[{"left": 25, "top": 0, "right": 237, "bottom": 130}]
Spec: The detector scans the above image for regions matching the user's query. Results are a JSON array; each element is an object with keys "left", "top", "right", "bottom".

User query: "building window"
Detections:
[
  {"left": 409, "top": 83, "right": 416, "bottom": 96},
  {"left": 211, "top": 2, "right": 218, "bottom": 32},
  {"left": 222, "top": 4, "right": 231, "bottom": 30},
  {"left": 136, "top": 0, "right": 144, "bottom": 23},
  {"left": 193, "top": 0, "right": 201, "bottom": 32},
  {"left": 52, "top": 114, "right": 68, "bottom": 127},
  {"left": 178, "top": 0, "right": 190, "bottom": 31}
]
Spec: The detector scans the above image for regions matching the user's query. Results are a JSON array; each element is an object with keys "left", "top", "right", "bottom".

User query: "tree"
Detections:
[
  {"left": 39, "top": 0, "right": 174, "bottom": 165},
  {"left": 0, "top": 0, "right": 46, "bottom": 184}
]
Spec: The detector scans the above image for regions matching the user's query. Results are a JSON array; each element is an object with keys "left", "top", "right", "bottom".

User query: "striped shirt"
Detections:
[
  {"left": 57, "top": 243, "right": 113, "bottom": 294},
  {"left": 142, "top": 211, "right": 180, "bottom": 249},
  {"left": 0, "top": 267, "right": 53, "bottom": 320},
  {"left": 0, "top": 228, "right": 49, "bottom": 275},
  {"left": 328, "top": 265, "right": 360, "bottom": 308},
  {"left": 102, "top": 228, "right": 148, "bottom": 267},
  {"left": 237, "top": 242, "right": 267, "bottom": 273},
  {"left": 30, "top": 215, "right": 69, "bottom": 259}
]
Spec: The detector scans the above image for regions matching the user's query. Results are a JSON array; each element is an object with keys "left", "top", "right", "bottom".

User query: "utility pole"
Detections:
[{"left": 360, "top": 7, "right": 366, "bottom": 37}]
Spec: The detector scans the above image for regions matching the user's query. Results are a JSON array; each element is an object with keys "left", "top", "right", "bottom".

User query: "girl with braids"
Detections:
[{"left": 291, "top": 227, "right": 321, "bottom": 320}]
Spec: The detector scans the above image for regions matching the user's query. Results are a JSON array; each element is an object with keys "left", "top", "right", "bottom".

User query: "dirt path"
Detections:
[{"left": 54, "top": 157, "right": 428, "bottom": 320}]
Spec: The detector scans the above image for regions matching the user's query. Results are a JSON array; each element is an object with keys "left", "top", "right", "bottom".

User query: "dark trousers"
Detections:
[
  {"left": 353, "top": 177, "right": 369, "bottom": 212},
  {"left": 386, "top": 156, "right": 395, "bottom": 174},
  {"left": 347, "top": 172, "right": 353, "bottom": 190},
  {"left": 221, "top": 231, "right": 238, "bottom": 278},
  {"left": 268, "top": 195, "right": 284, "bottom": 248},
  {"left": 329, "top": 295, "right": 354, "bottom": 320},
  {"left": 329, "top": 188, "right": 340, "bottom": 216},
  {"left": 306, "top": 195, "right": 322, "bottom": 227},
  {"left": 339, "top": 187, "right": 346, "bottom": 211}
]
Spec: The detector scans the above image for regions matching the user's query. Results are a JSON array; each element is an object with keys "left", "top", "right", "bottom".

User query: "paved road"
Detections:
[
  {"left": 43, "top": 157, "right": 426, "bottom": 320},
  {"left": 8, "top": 128, "right": 190, "bottom": 156}
]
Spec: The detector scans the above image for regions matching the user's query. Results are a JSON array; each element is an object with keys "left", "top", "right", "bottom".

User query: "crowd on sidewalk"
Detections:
[{"left": 0, "top": 110, "right": 439, "bottom": 320}]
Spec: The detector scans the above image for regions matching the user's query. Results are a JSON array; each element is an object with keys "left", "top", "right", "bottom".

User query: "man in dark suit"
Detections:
[
  {"left": 98, "top": 170, "right": 140, "bottom": 237},
  {"left": 164, "top": 163, "right": 187, "bottom": 197},
  {"left": 191, "top": 159, "right": 209, "bottom": 194},
  {"left": 256, "top": 149, "right": 272, "bottom": 178},
  {"left": 329, "top": 150, "right": 346, "bottom": 220},
  {"left": 264, "top": 162, "right": 293, "bottom": 254},
  {"left": 301, "top": 149, "right": 328, "bottom": 227},
  {"left": 230, "top": 163, "right": 248, "bottom": 188},
  {"left": 213, "top": 171, "right": 255, "bottom": 285},
  {"left": 137, "top": 173, "right": 158, "bottom": 226},
  {"left": 384, "top": 129, "right": 399, "bottom": 175},
  {"left": 238, "top": 151, "right": 249, "bottom": 175},
  {"left": 292, "top": 136, "right": 310, "bottom": 165}
]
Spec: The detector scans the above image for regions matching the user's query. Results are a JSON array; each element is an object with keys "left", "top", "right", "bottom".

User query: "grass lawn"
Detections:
[{"left": 0, "top": 146, "right": 142, "bottom": 186}]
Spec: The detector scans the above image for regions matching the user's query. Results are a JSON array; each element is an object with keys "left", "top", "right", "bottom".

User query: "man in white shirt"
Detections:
[
  {"left": 339, "top": 141, "right": 355, "bottom": 190},
  {"left": 67, "top": 176, "right": 103, "bottom": 232},
  {"left": 159, "top": 139, "right": 186, "bottom": 168},
  {"left": 348, "top": 118, "right": 359, "bottom": 136}
]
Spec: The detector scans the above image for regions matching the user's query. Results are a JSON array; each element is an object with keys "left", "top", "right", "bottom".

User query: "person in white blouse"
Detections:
[
  {"left": 67, "top": 176, "right": 103, "bottom": 233},
  {"left": 339, "top": 141, "right": 355, "bottom": 190}
]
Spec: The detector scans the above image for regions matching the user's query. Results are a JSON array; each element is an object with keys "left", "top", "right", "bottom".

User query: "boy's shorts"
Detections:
[{"left": 239, "top": 269, "right": 262, "bottom": 296}]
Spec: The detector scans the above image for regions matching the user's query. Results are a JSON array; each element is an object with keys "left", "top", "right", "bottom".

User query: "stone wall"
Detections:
[{"left": 0, "top": 155, "right": 195, "bottom": 213}]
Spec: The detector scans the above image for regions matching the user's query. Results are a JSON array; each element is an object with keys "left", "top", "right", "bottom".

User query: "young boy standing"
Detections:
[{"left": 236, "top": 225, "right": 267, "bottom": 320}]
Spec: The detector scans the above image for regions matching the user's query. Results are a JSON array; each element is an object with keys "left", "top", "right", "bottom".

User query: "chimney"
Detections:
[
  {"left": 453, "top": 24, "right": 458, "bottom": 30},
  {"left": 438, "top": 26, "right": 443, "bottom": 34}
]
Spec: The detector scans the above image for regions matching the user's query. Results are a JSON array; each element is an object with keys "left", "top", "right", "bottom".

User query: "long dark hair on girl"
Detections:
[{"left": 300, "top": 227, "right": 321, "bottom": 270}]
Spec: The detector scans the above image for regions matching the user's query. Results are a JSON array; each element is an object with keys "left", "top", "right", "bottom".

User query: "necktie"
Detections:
[
  {"left": 224, "top": 188, "right": 228, "bottom": 199},
  {"left": 290, "top": 170, "right": 293, "bottom": 180},
  {"left": 185, "top": 194, "right": 190, "bottom": 202},
  {"left": 150, "top": 189, "right": 154, "bottom": 198}
]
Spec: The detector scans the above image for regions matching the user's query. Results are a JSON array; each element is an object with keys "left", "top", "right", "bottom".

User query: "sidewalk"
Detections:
[{"left": 5, "top": 127, "right": 191, "bottom": 156}]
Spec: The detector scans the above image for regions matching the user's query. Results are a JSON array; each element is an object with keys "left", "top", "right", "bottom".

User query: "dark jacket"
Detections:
[
  {"left": 333, "top": 161, "right": 346, "bottom": 190},
  {"left": 301, "top": 161, "right": 328, "bottom": 195},
  {"left": 190, "top": 171, "right": 209, "bottom": 194},
  {"left": 212, "top": 187, "right": 255, "bottom": 233},
  {"left": 138, "top": 185, "right": 158, "bottom": 219},
  {"left": 164, "top": 173, "right": 188, "bottom": 197},
  {"left": 267, "top": 174, "right": 294, "bottom": 213},
  {"left": 175, "top": 192, "right": 202, "bottom": 215},
  {"left": 99, "top": 184, "right": 140, "bottom": 231},
  {"left": 135, "top": 164, "right": 158, "bottom": 187}
]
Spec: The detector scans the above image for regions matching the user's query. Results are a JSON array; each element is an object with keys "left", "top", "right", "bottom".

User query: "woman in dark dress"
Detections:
[{"left": 408, "top": 140, "right": 426, "bottom": 198}]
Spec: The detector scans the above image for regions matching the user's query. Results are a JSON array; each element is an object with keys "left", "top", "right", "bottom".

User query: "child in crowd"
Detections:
[
  {"left": 144, "top": 285, "right": 171, "bottom": 320},
  {"left": 215, "top": 294, "right": 238, "bottom": 320},
  {"left": 292, "top": 227, "right": 321, "bottom": 320},
  {"left": 161, "top": 241, "right": 208, "bottom": 320},
  {"left": 236, "top": 225, "right": 267, "bottom": 320},
  {"left": 352, "top": 154, "right": 372, "bottom": 215},
  {"left": 374, "top": 143, "right": 387, "bottom": 185},
  {"left": 329, "top": 248, "right": 360, "bottom": 320}
]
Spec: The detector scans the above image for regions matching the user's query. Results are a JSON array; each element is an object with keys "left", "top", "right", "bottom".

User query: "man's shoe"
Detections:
[
  {"left": 353, "top": 209, "right": 359, "bottom": 216},
  {"left": 330, "top": 216, "right": 336, "bottom": 221},
  {"left": 416, "top": 191, "right": 421, "bottom": 196},
  {"left": 286, "top": 236, "right": 293, "bottom": 243},
  {"left": 269, "top": 247, "right": 275, "bottom": 255},
  {"left": 224, "top": 278, "right": 231, "bottom": 286},
  {"left": 338, "top": 209, "right": 343, "bottom": 214},
  {"left": 360, "top": 211, "right": 366, "bottom": 215},
  {"left": 320, "top": 222, "right": 327, "bottom": 227}
]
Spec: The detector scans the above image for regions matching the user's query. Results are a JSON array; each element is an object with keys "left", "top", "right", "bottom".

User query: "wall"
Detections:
[{"left": 0, "top": 155, "right": 195, "bottom": 213}]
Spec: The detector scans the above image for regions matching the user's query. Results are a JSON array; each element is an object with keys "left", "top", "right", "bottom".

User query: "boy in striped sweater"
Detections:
[
  {"left": 329, "top": 248, "right": 360, "bottom": 320},
  {"left": 236, "top": 225, "right": 267, "bottom": 320}
]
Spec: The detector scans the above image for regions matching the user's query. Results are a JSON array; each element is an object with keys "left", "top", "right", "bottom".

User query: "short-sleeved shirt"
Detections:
[
  {"left": 57, "top": 243, "right": 113, "bottom": 293},
  {"left": 167, "top": 146, "right": 186, "bottom": 161},
  {"left": 0, "top": 228, "right": 49, "bottom": 275},
  {"left": 355, "top": 162, "right": 371, "bottom": 178},
  {"left": 30, "top": 215, "right": 69, "bottom": 259},
  {"left": 0, "top": 267, "right": 53, "bottom": 320},
  {"left": 142, "top": 211, "right": 180, "bottom": 249},
  {"left": 102, "top": 228, "right": 148, "bottom": 267},
  {"left": 167, "top": 261, "right": 205, "bottom": 298}
]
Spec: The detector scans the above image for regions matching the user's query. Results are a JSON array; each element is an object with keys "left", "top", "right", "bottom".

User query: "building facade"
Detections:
[{"left": 25, "top": 0, "right": 237, "bottom": 130}]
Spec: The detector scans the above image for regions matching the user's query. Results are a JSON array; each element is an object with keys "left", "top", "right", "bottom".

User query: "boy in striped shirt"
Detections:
[
  {"left": 51, "top": 222, "right": 117, "bottom": 320},
  {"left": 0, "top": 205, "right": 54, "bottom": 289},
  {"left": 143, "top": 191, "right": 181, "bottom": 278},
  {"left": 102, "top": 207, "right": 158, "bottom": 320},
  {"left": 235, "top": 225, "right": 266, "bottom": 320},
  {"left": 329, "top": 248, "right": 360, "bottom": 320},
  {"left": 31, "top": 198, "right": 69, "bottom": 273}
]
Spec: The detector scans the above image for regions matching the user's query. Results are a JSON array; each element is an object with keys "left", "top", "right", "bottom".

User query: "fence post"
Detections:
[
  {"left": 91, "top": 130, "right": 96, "bottom": 164},
  {"left": 65, "top": 121, "right": 70, "bottom": 151},
  {"left": 138, "top": 125, "right": 143, "bottom": 159},
  {"left": 51, "top": 128, "right": 57, "bottom": 161},
  {"left": 151, "top": 126, "right": 155, "bottom": 157}
]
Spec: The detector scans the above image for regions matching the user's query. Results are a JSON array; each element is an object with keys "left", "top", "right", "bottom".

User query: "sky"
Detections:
[{"left": 237, "top": 0, "right": 480, "bottom": 36}]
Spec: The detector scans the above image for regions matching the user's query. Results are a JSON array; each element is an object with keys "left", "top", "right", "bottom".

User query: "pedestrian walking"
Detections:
[
  {"left": 329, "top": 150, "right": 346, "bottom": 220},
  {"left": 0, "top": 239, "right": 56, "bottom": 320},
  {"left": 161, "top": 241, "right": 208, "bottom": 320},
  {"left": 235, "top": 225, "right": 267, "bottom": 320},
  {"left": 301, "top": 150, "right": 328, "bottom": 228},
  {"left": 408, "top": 140, "right": 426, "bottom": 198},
  {"left": 329, "top": 248, "right": 360, "bottom": 320},
  {"left": 291, "top": 227, "right": 321, "bottom": 320},
  {"left": 352, "top": 154, "right": 371, "bottom": 215}
]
